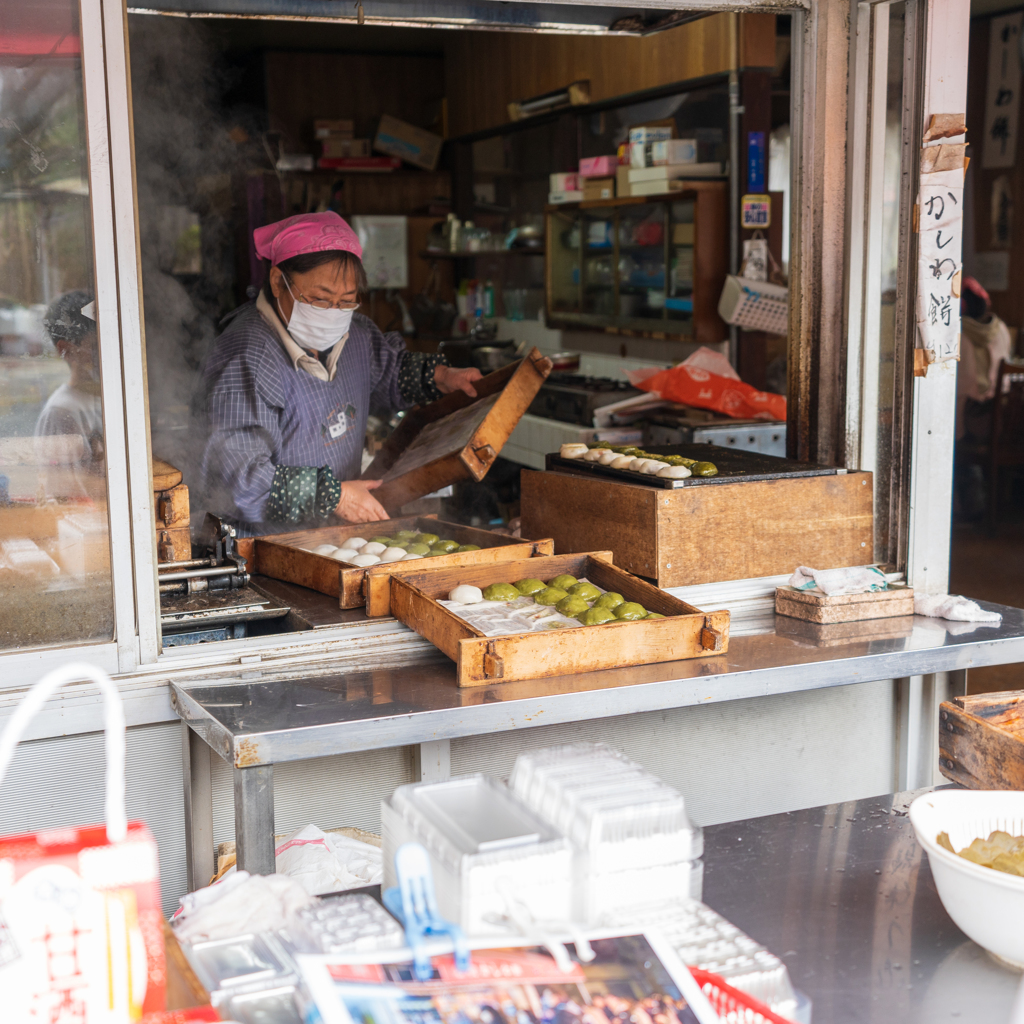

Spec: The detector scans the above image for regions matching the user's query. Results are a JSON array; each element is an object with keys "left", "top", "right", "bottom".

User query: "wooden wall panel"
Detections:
[
  {"left": 444, "top": 13, "right": 760, "bottom": 138},
  {"left": 265, "top": 51, "right": 445, "bottom": 153},
  {"left": 966, "top": 16, "right": 1022, "bottom": 334}
]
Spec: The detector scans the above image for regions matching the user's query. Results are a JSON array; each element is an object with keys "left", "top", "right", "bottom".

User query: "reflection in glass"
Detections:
[{"left": 0, "top": 0, "right": 114, "bottom": 649}]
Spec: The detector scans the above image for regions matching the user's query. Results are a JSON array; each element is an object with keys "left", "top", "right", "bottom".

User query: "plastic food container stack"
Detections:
[
  {"left": 509, "top": 743, "right": 704, "bottom": 923},
  {"left": 381, "top": 774, "right": 573, "bottom": 934}
]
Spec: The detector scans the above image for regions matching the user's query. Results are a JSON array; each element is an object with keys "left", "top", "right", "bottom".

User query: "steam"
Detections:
[{"left": 128, "top": 15, "right": 253, "bottom": 488}]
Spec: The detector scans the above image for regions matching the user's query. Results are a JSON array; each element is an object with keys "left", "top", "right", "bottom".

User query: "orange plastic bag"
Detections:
[{"left": 636, "top": 362, "right": 786, "bottom": 421}]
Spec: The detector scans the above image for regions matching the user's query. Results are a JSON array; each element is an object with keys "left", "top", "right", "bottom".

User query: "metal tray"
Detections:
[{"left": 546, "top": 442, "right": 840, "bottom": 489}]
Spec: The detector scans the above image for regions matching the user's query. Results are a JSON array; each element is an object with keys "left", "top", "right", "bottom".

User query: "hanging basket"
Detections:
[{"left": 718, "top": 275, "right": 789, "bottom": 335}]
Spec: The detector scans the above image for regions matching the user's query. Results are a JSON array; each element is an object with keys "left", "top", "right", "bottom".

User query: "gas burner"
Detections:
[
  {"left": 530, "top": 374, "right": 642, "bottom": 426},
  {"left": 547, "top": 373, "right": 636, "bottom": 393}
]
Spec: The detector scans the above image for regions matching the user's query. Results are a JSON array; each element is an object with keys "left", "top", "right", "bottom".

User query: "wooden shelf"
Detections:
[{"left": 419, "top": 248, "right": 545, "bottom": 259}]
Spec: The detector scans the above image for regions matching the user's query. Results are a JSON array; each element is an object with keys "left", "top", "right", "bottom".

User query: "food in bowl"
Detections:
[{"left": 938, "top": 829, "right": 1024, "bottom": 876}]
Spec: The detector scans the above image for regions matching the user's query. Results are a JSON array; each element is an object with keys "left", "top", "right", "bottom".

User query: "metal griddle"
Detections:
[{"left": 545, "top": 443, "right": 841, "bottom": 489}]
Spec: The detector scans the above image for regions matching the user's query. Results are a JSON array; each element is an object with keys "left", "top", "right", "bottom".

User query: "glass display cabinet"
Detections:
[{"left": 545, "top": 182, "right": 728, "bottom": 343}]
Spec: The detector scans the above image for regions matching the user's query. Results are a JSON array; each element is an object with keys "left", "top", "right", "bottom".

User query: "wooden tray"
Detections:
[
  {"left": 774, "top": 583, "right": 913, "bottom": 623},
  {"left": 362, "top": 348, "right": 552, "bottom": 512},
  {"left": 521, "top": 468, "right": 873, "bottom": 588},
  {"left": 940, "top": 691, "right": 1024, "bottom": 790},
  {"left": 253, "top": 516, "right": 552, "bottom": 611},
  {"left": 389, "top": 552, "right": 730, "bottom": 687}
]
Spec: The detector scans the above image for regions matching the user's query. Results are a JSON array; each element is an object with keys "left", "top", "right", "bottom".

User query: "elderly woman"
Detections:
[{"left": 199, "top": 212, "right": 480, "bottom": 534}]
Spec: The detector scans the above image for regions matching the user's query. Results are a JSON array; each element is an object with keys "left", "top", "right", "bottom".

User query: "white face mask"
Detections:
[{"left": 280, "top": 275, "right": 354, "bottom": 352}]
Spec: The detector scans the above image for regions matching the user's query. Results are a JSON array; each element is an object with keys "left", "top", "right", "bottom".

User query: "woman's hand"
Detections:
[
  {"left": 435, "top": 364, "right": 482, "bottom": 398},
  {"left": 335, "top": 479, "right": 388, "bottom": 523}
]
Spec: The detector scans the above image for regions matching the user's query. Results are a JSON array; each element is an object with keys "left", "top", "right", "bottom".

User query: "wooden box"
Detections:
[
  {"left": 774, "top": 583, "right": 913, "bottom": 623},
  {"left": 520, "top": 468, "right": 873, "bottom": 587},
  {"left": 389, "top": 552, "right": 730, "bottom": 687},
  {"left": 253, "top": 515, "right": 552, "bottom": 612},
  {"left": 362, "top": 348, "right": 552, "bottom": 512},
  {"left": 940, "top": 691, "right": 1024, "bottom": 790},
  {"left": 153, "top": 457, "right": 191, "bottom": 562}
]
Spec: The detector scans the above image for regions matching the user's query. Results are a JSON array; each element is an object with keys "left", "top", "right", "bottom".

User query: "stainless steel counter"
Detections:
[
  {"left": 173, "top": 601, "right": 1024, "bottom": 888},
  {"left": 703, "top": 791, "right": 1021, "bottom": 1023}
]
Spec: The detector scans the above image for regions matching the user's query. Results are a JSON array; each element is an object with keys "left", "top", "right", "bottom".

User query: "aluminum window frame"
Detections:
[{"left": 4, "top": 0, "right": 874, "bottom": 688}]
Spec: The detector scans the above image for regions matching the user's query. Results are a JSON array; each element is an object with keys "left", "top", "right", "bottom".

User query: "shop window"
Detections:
[{"left": 0, "top": 0, "right": 115, "bottom": 649}]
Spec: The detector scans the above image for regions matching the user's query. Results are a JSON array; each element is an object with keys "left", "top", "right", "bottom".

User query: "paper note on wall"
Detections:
[
  {"left": 351, "top": 215, "right": 408, "bottom": 289},
  {"left": 983, "top": 13, "right": 1023, "bottom": 169},
  {"left": 916, "top": 128, "right": 966, "bottom": 368}
]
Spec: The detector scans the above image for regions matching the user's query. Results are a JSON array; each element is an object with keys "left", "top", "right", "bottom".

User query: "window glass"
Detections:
[{"left": 0, "top": 0, "right": 115, "bottom": 648}]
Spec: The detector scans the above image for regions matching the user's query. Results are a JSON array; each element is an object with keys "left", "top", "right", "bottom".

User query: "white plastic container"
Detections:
[
  {"left": 717, "top": 274, "right": 789, "bottom": 335},
  {"left": 909, "top": 789, "right": 1024, "bottom": 968},
  {"left": 381, "top": 775, "right": 573, "bottom": 935}
]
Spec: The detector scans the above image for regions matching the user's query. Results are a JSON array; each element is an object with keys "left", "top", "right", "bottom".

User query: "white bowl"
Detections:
[{"left": 909, "top": 789, "right": 1024, "bottom": 967}]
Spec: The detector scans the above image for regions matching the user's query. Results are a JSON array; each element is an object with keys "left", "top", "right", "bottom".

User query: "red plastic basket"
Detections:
[{"left": 688, "top": 968, "right": 798, "bottom": 1024}]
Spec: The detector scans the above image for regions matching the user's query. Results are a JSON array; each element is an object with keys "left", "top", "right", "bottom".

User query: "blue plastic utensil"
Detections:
[{"left": 382, "top": 842, "right": 470, "bottom": 981}]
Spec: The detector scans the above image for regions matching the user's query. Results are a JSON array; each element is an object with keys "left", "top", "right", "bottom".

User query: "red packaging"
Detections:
[
  {"left": 636, "top": 363, "right": 786, "bottom": 421},
  {"left": 579, "top": 155, "right": 619, "bottom": 178},
  {"left": 0, "top": 664, "right": 166, "bottom": 1021}
]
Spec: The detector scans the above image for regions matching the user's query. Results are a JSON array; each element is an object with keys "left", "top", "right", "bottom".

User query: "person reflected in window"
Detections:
[{"left": 35, "top": 290, "right": 105, "bottom": 500}]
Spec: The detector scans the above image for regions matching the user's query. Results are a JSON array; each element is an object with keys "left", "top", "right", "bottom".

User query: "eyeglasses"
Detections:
[{"left": 283, "top": 273, "right": 360, "bottom": 312}]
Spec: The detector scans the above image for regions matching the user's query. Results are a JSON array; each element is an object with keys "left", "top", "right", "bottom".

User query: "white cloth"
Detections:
[
  {"left": 914, "top": 593, "right": 1002, "bottom": 623},
  {"left": 789, "top": 565, "right": 887, "bottom": 596},
  {"left": 171, "top": 871, "right": 313, "bottom": 943},
  {"left": 221, "top": 824, "right": 383, "bottom": 897}
]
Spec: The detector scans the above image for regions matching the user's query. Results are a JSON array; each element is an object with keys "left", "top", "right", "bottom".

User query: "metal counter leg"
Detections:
[
  {"left": 234, "top": 764, "right": 276, "bottom": 875},
  {"left": 182, "top": 722, "right": 215, "bottom": 892},
  {"left": 414, "top": 739, "right": 451, "bottom": 782}
]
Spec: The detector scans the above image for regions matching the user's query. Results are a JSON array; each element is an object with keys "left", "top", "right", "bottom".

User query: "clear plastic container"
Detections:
[{"left": 509, "top": 743, "right": 703, "bottom": 923}]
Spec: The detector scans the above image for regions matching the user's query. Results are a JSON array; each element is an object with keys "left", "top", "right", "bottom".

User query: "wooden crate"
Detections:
[
  {"left": 775, "top": 583, "right": 913, "bottom": 623},
  {"left": 940, "top": 691, "right": 1024, "bottom": 790},
  {"left": 253, "top": 515, "right": 552, "bottom": 611},
  {"left": 363, "top": 348, "right": 552, "bottom": 512},
  {"left": 520, "top": 469, "right": 873, "bottom": 587},
  {"left": 389, "top": 552, "right": 730, "bottom": 687}
]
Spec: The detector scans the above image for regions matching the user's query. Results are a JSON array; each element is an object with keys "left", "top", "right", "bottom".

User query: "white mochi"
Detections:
[
  {"left": 657, "top": 465, "right": 692, "bottom": 479},
  {"left": 449, "top": 584, "right": 484, "bottom": 604},
  {"left": 598, "top": 450, "right": 620, "bottom": 464},
  {"left": 583, "top": 449, "right": 605, "bottom": 461},
  {"left": 333, "top": 549, "right": 361, "bottom": 562},
  {"left": 312, "top": 543, "right": 338, "bottom": 555},
  {"left": 402, "top": 553, "right": 424, "bottom": 561},
  {"left": 640, "top": 461, "right": 670, "bottom": 474},
  {"left": 379, "top": 547, "right": 407, "bottom": 563},
  {"left": 351, "top": 554, "right": 381, "bottom": 566},
  {"left": 560, "top": 444, "right": 589, "bottom": 459},
  {"left": 345, "top": 537, "right": 368, "bottom": 550},
  {"left": 610, "top": 455, "right": 634, "bottom": 469},
  {"left": 361, "top": 542, "right": 387, "bottom": 555}
]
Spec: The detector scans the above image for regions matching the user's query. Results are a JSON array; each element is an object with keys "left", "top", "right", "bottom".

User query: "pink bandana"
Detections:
[{"left": 253, "top": 211, "right": 362, "bottom": 266}]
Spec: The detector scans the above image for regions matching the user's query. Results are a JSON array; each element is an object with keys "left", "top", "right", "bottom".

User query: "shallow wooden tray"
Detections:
[
  {"left": 389, "top": 552, "right": 730, "bottom": 687},
  {"left": 254, "top": 516, "right": 551, "bottom": 610},
  {"left": 774, "top": 583, "right": 913, "bottom": 623},
  {"left": 362, "top": 348, "right": 552, "bottom": 512},
  {"left": 940, "top": 691, "right": 1024, "bottom": 790}
]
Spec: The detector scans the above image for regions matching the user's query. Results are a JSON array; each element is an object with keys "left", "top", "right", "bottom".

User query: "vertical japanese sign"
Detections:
[
  {"left": 916, "top": 115, "right": 968, "bottom": 369},
  {"left": 982, "top": 12, "right": 1022, "bottom": 169}
]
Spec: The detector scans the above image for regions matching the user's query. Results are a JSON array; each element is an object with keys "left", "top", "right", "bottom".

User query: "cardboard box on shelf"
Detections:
[
  {"left": 630, "top": 180, "right": 687, "bottom": 197},
  {"left": 548, "top": 189, "right": 584, "bottom": 204},
  {"left": 373, "top": 114, "right": 443, "bottom": 171},
  {"left": 616, "top": 164, "right": 632, "bottom": 198},
  {"left": 321, "top": 137, "right": 371, "bottom": 158},
  {"left": 652, "top": 139, "right": 697, "bottom": 165},
  {"left": 315, "top": 118, "right": 355, "bottom": 138},
  {"left": 550, "top": 172, "right": 580, "bottom": 192},
  {"left": 579, "top": 155, "right": 618, "bottom": 178},
  {"left": 629, "top": 162, "right": 722, "bottom": 183},
  {"left": 583, "top": 177, "right": 615, "bottom": 201}
]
